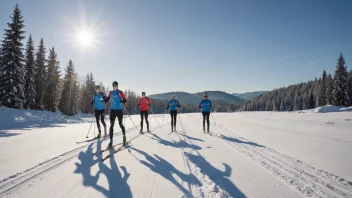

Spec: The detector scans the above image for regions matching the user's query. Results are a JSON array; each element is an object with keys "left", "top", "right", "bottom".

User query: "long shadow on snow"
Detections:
[
  {"left": 149, "top": 133, "right": 202, "bottom": 150},
  {"left": 185, "top": 152, "right": 246, "bottom": 198},
  {"left": 74, "top": 139, "right": 132, "bottom": 197},
  {"left": 174, "top": 131, "right": 204, "bottom": 142},
  {"left": 220, "top": 135, "right": 265, "bottom": 148},
  {"left": 129, "top": 147, "right": 201, "bottom": 197},
  {"left": 0, "top": 131, "right": 20, "bottom": 137}
]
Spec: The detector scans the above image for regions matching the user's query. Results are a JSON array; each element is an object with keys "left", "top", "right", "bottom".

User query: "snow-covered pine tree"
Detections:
[
  {"left": 308, "top": 91, "right": 315, "bottom": 109},
  {"left": 43, "top": 47, "right": 61, "bottom": 112},
  {"left": 0, "top": 5, "right": 26, "bottom": 109},
  {"left": 24, "top": 34, "right": 36, "bottom": 109},
  {"left": 347, "top": 70, "right": 352, "bottom": 106},
  {"left": 333, "top": 53, "right": 349, "bottom": 106},
  {"left": 59, "top": 59, "right": 79, "bottom": 115},
  {"left": 317, "top": 70, "right": 327, "bottom": 106},
  {"left": 326, "top": 74, "right": 334, "bottom": 105},
  {"left": 35, "top": 38, "right": 47, "bottom": 110}
]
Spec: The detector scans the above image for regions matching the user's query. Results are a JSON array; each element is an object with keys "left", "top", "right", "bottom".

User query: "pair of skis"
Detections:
[{"left": 100, "top": 130, "right": 151, "bottom": 162}]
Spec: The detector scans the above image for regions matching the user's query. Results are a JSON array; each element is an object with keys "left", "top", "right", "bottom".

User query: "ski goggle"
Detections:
[
  {"left": 113, "top": 85, "right": 118, "bottom": 88},
  {"left": 204, "top": 96, "right": 208, "bottom": 98}
]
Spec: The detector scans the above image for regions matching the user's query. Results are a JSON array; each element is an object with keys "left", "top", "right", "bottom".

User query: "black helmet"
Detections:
[
  {"left": 112, "top": 81, "right": 118, "bottom": 86},
  {"left": 142, "top": 92, "right": 146, "bottom": 96}
]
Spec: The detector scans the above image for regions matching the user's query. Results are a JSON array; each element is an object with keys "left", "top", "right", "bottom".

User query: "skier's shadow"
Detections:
[
  {"left": 185, "top": 152, "right": 246, "bottom": 198},
  {"left": 129, "top": 147, "right": 201, "bottom": 197},
  {"left": 220, "top": 135, "right": 265, "bottom": 148},
  {"left": 74, "top": 139, "right": 132, "bottom": 197},
  {"left": 149, "top": 133, "right": 202, "bottom": 150}
]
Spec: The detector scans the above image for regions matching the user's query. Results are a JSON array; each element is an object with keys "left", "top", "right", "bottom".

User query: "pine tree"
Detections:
[
  {"left": 326, "top": 74, "right": 334, "bottom": 105},
  {"left": 347, "top": 70, "right": 352, "bottom": 106},
  {"left": 308, "top": 91, "right": 315, "bottom": 109},
  {"left": 59, "top": 59, "right": 79, "bottom": 115},
  {"left": 317, "top": 70, "right": 327, "bottom": 106},
  {"left": 0, "top": 5, "right": 26, "bottom": 109},
  {"left": 35, "top": 38, "right": 47, "bottom": 110},
  {"left": 333, "top": 53, "right": 349, "bottom": 106},
  {"left": 43, "top": 47, "right": 61, "bottom": 112},
  {"left": 24, "top": 34, "right": 36, "bottom": 109}
]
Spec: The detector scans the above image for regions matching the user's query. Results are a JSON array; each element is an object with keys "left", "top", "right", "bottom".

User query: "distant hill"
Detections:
[
  {"left": 149, "top": 91, "right": 244, "bottom": 105},
  {"left": 233, "top": 91, "right": 267, "bottom": 100}
]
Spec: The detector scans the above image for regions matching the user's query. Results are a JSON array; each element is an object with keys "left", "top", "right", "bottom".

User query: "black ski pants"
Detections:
[
  {"left": 95, "top": 109, "right": 106, "bottom": 132},
  {"left": 110, "top": 109, "right": 126, "bottom": 143},
  {"left": 170, "top": 110, "right": 177, "bottom": 127},
  {"left": 140, "top": 110, "right": 149, "bottom": 130}
]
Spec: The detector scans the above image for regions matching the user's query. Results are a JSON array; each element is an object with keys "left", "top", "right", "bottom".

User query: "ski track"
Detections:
[
  {"left": 1, "top": 113, "right": 352, "bottom": 197},
  {"left": 213, "top": 122, "right": 352, "bottom": 198},
  {"left": 0, "top": 125, "right": 145, "bottom": 196}
]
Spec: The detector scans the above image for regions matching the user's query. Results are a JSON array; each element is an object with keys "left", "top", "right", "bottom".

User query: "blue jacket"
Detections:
[
  {"left": 92, "top": 92, "right": 106, "bottom": 110},
  {"left": 199, "top": 99, "right": 212, "bottom": 112},
  {"left": 167, "top": 99, "right": 180, "bottom": 111},
  {"left": 107, "top": 90, "right": 126, "bottom": 110}
]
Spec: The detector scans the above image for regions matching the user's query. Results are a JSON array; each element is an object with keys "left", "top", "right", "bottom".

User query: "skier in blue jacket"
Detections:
[
  {"left": 166, "top": 95, "right": 181, "bottom": 132},
  {"left": 106, "top": 81, "right": 127, "bottom": 147},
  {"left": 199, "top": 92, "right": 212, "bottom": 132},
  {"left": 91, "top": 85, "right": 107, "bottom": 138}
]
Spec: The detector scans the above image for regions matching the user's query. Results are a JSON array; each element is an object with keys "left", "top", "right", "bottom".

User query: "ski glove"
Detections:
[
  {"left": 120, "top": 99, "right": 127, "bottom": 103},
  {"left": 199, "top": 105, "right": 202, "bottom": 109}
]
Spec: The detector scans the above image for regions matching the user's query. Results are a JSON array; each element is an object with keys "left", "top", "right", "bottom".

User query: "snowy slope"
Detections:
[{"left": 0, "top": 109, "right": 352, "bottom": 197}]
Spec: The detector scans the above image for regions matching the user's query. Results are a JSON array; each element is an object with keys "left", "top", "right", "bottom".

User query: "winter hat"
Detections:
[
  {"left": 204, "top": 92, "right": 208, "bottom": 97},
  {"left": 94, "top": 85, "right": 100, "bottom": 89},
  {"left": 142, "top": 92, "right": 146, "bottom": 96},
  {"left": 172, "top": 95, "right": 176, "bottom": 99},
  {"left": 112, "top": 81, "right": 118, "bottom": 86}
]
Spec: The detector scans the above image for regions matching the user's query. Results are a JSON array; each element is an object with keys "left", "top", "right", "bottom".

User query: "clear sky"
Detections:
[{"left": 1, "top": 0, "right": 351, "bottom": 95}]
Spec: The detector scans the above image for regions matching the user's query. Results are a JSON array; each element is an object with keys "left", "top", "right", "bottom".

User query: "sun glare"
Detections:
[{"left": 76, "top": 31, "right": 93, "bottom": 47}]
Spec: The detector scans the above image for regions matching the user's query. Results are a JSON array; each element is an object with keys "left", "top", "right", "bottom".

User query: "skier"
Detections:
[
  {"left": 166, "top": 95, "right": 181, "bottom": 132},
  {"left": 106, "top": 81, "right": 127, "bottom": 147},
  {"left": 199, "top": 92, "right": 212, "bottom": 132},
  {"left": 91, "top": 85, "right": 107, "bottom": 138},
  {"left": 137, "top": 92, "right": 151, "bottom": 134}
]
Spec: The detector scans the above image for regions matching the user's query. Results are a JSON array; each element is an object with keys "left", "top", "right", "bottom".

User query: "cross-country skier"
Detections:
[
  {"left": 138, "top": 92, "right": 151, "bottom": 134},
  {"left": 166, "top": 95, "right": 181, "bottom": 132},
  {"left": 91, "top": 85, "right": 107, "bottom": 138},
  {"left": 199, "top": 92, "right": 212, "bottom": 132},
  {"left": 106, "top": 81, "right": 127, "bottom": 147}
]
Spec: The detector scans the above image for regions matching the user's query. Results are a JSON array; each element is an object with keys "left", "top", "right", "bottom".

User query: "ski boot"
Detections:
[
  {"left": 96, "top": 132, "right": 101, "bottom": 139},
  {"left": 107, "top": 142, "right": 113, "bottom": 149},
  {"left": 147, "top": 125, "right": 150, "bottom": 133},
  {"left": 140, "top": 127, "right": 144, "bottom": 134},
  {"left": 123, "top": 135, "right": 127, "bottom": 146}
]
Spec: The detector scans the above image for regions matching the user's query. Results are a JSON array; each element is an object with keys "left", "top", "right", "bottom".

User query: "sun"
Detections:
[{"left": 76, "top": 31, "right": 93, "bottom": 47}]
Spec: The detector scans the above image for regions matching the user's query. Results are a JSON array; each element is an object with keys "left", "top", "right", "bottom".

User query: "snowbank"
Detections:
[
  {"left": 0, "top": 106, "right": 92, "bottom": 131},
  {"left": 314, "top": 105, "right": 352, "bottom": 113}
]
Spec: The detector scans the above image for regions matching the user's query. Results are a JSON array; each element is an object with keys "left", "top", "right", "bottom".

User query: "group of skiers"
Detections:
[{"left": 91, "top": 81, "right": 213, "bottom": 148}]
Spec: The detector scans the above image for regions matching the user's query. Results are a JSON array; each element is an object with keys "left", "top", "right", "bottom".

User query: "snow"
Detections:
[
  {"left": 0, "top": 108, "right": 352, "bottom": 197},
  {"left": 314, "top": 105, "right": 352, "bottom": 113}
]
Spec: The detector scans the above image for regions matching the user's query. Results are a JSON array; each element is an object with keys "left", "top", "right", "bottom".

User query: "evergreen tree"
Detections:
[
  {"left": 43, "top": 47, "right": 61, "bottom": 112},
  {"left": 59, "top": 59, "right": 79, "bottom": 115},
  {"left": 326, "top": 74, "right": 334, "bottom": 105},
  {"left": 333, "top": 53, "right": 349, "bottom": 106},
  {"left": 308, "top": 91, "right": 315, "bottom": 109},
  {"left": 347, "top": 70, "right": 352, "bottom": 106},
  {"left": 24, "top": 34, "right": 36, "bottom": 109},
  {"left": 0, "top": 5, "right": 26, "bottom": 109},
  {"left": 317, "top": 70, "right": 327, "bottom": 106},
  {"left": 35, "top": 38, "right": 47, "bottom": 110}
]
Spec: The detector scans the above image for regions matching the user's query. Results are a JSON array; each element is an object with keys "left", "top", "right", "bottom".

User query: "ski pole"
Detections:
[
  {"left": 161, "top": 111, "right": 167, "bottom": 125},
  {"left": 86, "top": 116, "right": 95, "bottom": 138},
  {"left": 122, "top": 104, "right": 139, "bottom": 132},
  {"left": 150, "top": 109, "right": 165, "bottom": 133},
  {"left": 178, "top": 113, "right": 185, "bottom": 132},
  {"left": 211, "top": 112, "right": 217, "bottom": 126}
]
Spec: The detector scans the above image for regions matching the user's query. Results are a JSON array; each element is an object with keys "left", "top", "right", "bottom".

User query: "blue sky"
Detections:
[{"left": 1, "top": 0, "right": 351, "bottom": 95}]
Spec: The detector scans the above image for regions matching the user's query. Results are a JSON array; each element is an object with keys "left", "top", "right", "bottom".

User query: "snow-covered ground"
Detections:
[{"left": 0, "top": 107, "right": 352, "bottom": 197}]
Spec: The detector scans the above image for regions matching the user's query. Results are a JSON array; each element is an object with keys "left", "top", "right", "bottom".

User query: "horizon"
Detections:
[{"left": 1, "top": 0, "right": 351, "bottom": 95}]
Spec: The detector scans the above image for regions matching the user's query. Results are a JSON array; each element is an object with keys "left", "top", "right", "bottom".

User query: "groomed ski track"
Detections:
[{"left": 0, "top": 112, "right": 351, "bottom": 198}]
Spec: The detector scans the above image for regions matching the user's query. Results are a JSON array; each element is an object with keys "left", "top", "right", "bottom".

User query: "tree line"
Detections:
[{"left": 237, "top": 54, "right": 352, "bottom": 111}]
